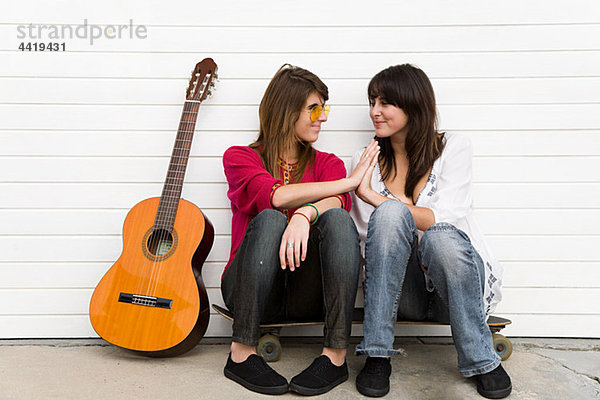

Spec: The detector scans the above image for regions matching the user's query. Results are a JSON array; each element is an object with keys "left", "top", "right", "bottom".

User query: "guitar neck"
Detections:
[{"left": 154, "top": 100, "right": 201, "bottom": 230}]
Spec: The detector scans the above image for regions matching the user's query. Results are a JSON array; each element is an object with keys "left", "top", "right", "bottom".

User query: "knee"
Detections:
[
  {"left": 251, "top": 209, "right": 287, "bottom": 233},
  {"left": 319, "top": 208, "right": 355, "bottom": 232},
  {"left": 318, "top": 208, "right": 359, "bottom": 247},
  {"left": 420, "top": 223, "right": 475, "bottom": 279},
  {"left": 368, "top": 200, "right": 415, "bottom": 235},
  {"left": 317, "top": 209, "right": 360, "bottom": 264},
  {"left": 422, "top": 222, "right": 468, "bottom": 246}
]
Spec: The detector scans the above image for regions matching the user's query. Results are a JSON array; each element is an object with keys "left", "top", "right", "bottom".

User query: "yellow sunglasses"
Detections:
[{"left": 309, "top": 104, "right": 330, "bottom": 122}]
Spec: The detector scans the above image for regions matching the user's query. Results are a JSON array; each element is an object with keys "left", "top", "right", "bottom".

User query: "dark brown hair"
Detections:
[
  {"left": 250, "top": 64, "right": 328, "bottom": 182},
  {"left": 368, "top": 64, "right": 445, "bottom": 200}
]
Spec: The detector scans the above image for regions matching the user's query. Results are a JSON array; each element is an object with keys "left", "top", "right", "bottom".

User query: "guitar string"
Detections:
[
  {"left": 140, "top": 109, "right": 179, "bottom": 298},
  {"left": 152, "top": 71, "right": 215, "bottom": 294},
  {"left": 148, "top": 71, "right": 214, "bottom": 296},
  {"left": 149, "top": 102, "right": 188, "bottom": 296},
  {"left": 134, "top": 68, "right": 212, "bottom": 301},
  {"left": 143, "top": 101, "right": 189, "bottom": 297},
  {"left": 148, "top": 100, "right": 199, "bottom": 297},
  {"left": 134, "top": 99, "right": 185, "bottom": 298},
  {"left": 135, "top": 100, "right": 192, "bottom": 298}
]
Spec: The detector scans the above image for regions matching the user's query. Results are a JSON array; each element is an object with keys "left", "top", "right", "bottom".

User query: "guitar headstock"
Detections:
[{"left": 186, "top": 58, "right": 218, "bottom": 102}]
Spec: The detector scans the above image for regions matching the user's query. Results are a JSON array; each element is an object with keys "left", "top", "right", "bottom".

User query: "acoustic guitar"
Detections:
[{"left": 89, "top": 58, "right": 218, "bottom": 357}]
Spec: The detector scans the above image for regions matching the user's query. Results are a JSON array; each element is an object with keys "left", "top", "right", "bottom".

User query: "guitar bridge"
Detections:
[{"left": 118, "top": 292, "right": 172, "bottom": 309}]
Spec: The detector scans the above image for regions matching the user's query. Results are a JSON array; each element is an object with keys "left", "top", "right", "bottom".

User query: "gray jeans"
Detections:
[{"left": 221, "top": 208, "right": 361, "bottom": 349}]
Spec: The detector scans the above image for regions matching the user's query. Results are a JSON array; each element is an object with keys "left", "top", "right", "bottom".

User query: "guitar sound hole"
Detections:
[{"left": 147, "top": 229, "right": 174, "bottom": 256}]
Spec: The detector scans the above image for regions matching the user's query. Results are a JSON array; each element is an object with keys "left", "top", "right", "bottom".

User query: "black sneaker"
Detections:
[
  {"left": 475, "top": 364, "right": 512, "bottom": 399},
  {"left": 223, "top": 353, "right": 288, "bottom": 395},
  {"left": 289, "top": 355, "right": 348, "bottom": 396},
  {"left": 356, "top": 357, "right": 392, "bottom": 397}
]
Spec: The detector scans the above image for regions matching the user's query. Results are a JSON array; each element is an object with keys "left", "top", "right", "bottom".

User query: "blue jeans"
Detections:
[
  {"left": 222, "top": 208, "right": 360, "bottom": 349},
  {"left": 356, "top": 200, "right": 500, "bottom": 377}
]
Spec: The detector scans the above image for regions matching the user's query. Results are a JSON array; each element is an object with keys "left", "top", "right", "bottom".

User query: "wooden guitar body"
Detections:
[{"left": 90, "top": 197, "right": 214, "bottom": 357}]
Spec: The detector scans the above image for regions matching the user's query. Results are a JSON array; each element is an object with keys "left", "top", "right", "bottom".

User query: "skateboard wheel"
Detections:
[
  {"left": 493, "top": 333, "right": 513, "bottom": 361},
  {"left": 257, "top": 334, "right": 282, "bottom": 362}
]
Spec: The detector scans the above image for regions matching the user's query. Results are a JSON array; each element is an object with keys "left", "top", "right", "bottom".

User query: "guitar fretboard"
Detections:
[{"left": 154, "top": 100, "right": 201, "bottom": 231}]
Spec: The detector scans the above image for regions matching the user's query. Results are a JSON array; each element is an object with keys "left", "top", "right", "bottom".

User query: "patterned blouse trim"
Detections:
[
  {"left": 277, "top": 158, "right": 297, "bottom": 171},
  {"left": 381, "top": 170, "right": 435, "bottom": 206},
  {"left": 270, "top": 183, "right": 283, "bottom": 207},
  {"left": 275, "top": 159, "right": 298, "bottom": 221}
]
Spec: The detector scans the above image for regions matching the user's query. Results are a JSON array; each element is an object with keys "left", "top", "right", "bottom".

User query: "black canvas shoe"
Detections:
[
  {"left": 223, "top": 353, "right": 288, "bottom": 395},
  {"left": 356, "top": 357, "right": 392, "bottom": 397},
  {"left": 289, "top": 355, "right": 349, "bottom": 396},
  {"left": 475, "top": 364, "right": 512, "bottom": 399}
]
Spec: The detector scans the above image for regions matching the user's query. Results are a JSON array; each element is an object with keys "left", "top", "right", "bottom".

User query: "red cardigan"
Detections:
[{"left": 222, "top": 146, "right": 352, "bottom": 275}]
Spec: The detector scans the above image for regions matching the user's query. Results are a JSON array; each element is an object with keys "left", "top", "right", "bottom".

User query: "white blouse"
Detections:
[{"left": 350, "top": 132, "right": 503, "bottom": 316}]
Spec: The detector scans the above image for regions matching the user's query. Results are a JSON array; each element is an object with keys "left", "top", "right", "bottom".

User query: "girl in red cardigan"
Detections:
[{"left": 221, "top": 64, "right": 379, "bottom": 396}]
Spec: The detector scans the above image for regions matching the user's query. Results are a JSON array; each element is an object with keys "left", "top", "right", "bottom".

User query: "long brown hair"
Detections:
[
  {"left": 368, "top": 64, "right": 445, "bottom": 199},
  {"left": 250, "top": 64, "right": 328, "bottom": 182}
]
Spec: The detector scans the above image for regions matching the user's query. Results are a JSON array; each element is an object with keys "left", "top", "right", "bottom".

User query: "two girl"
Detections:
[{"left": 222, "top": 63, "right": 511, "bottom": 399}]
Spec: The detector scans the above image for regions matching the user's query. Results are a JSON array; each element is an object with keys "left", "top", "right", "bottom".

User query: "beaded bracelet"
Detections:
[
  {"left": 301, "top": 203, "right": 319, "bottom": 225},
  {"left": 293, "top": 212, "right": 311, "bottom": 225}
]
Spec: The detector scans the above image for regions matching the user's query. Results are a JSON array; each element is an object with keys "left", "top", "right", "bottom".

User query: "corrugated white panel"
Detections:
[
  {"left": 2, "top": 131, "right": 600, "bottom": 157},
  {"left": 1, "top": 156, "right": 598, "bottom": 183},
  {"left": 2, "top": 261, "right": 599, "bottom": 291},
  {"left": 0, "top": 262, "right": 225, "bottom": 290},
  {"left": 1, "top": 0, "right": 599, "bottom": 340},
  {"left": 4, "top": 182, "right": 598, "bottom": 208},
  {"left": 2, "top": 104, "right": 599, "bottom": 131},
  {"left": 0, "top": 209, "right": 232, "bottom": 235},
  {"left": 4, "top": 52, "right": 600, "bottom": 78},
  {"left": 5, "top": 0, "right": 600, "bottom": 25},
  {"left": 3, "top": 77, "right": 600, "bottom": 105},
  {"left": 1, "top": 235, "right": 597, "bottom": 264},
  {"left": 3, "top": 209, "right": 598, "bottom": 236}
]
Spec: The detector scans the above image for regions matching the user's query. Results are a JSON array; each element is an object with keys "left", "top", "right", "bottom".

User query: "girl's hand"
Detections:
[
  {"left": 356, "top": 150, "right": 380, "bottom": 204},
  {"left": 279, "top": 213, "right": 311, "bottom": 271},
  {"left": 348, "top": 140, "right": 380, "bottom": 188}
]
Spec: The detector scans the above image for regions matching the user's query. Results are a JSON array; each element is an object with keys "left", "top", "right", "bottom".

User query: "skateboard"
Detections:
[{"left": 212, "top": 304, "right": 512, "bottom": 362}]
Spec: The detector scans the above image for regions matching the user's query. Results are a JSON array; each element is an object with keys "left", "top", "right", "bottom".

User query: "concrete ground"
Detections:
[{"left": 1, "top": 338, "right": 599, "bottom": 400}]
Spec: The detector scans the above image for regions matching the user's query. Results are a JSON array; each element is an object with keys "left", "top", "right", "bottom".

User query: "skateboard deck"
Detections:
[{"left": 212, "top": 304, "right": 513, "bottom": 362}]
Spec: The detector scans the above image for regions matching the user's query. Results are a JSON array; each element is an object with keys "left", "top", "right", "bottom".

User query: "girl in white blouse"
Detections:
[{"left": 350, "top": 64, "right": 511, "bottom": 399}]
